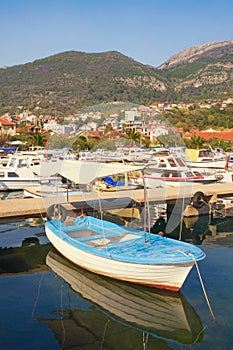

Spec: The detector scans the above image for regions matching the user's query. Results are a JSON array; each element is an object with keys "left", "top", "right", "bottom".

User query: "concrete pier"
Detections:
[{"left": 1, "top": 182, "right": 233, "bottom": 220}]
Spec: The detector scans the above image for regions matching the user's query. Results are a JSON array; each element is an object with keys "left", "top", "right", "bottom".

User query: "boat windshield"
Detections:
[
  {"left": 175, "top": 158, "right": 186, "bottom": 167},
  {"left": 167, "top": 158, "right": 177, "bottom": 167},
  {"left": 8, "top": 158, "right": 17, "bottom": 168}
]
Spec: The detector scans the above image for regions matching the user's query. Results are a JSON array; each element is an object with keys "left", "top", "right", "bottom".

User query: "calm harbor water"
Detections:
[{"left": 0, "top": 211, "right": 233, "bottom": 349}]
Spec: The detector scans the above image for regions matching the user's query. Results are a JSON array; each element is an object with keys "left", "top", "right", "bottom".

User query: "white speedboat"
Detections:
[
  {"left": 143, "top": 155, "right": 219, "bottom": 188},
  {"left": 0, "top": 154, "right": 61, "bottom": 191},
  {"left": 185, "top": 148, "right": 227, "bottom": 169},
  {"left": 0, "top": 166, "right": 60, "bottom": 191}
]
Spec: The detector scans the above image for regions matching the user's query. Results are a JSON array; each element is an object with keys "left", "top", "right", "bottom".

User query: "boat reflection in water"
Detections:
[{"left": 46, "top": 251, "right": 203, "bottom": 347}]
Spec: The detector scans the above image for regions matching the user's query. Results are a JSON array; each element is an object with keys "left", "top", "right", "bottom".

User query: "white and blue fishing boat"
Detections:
[
  {"left": 45, "top": 160, "right": 206, "bottom": 291},
  {"left": 45, "top": 214, "right": 205, "bottom": 292}
]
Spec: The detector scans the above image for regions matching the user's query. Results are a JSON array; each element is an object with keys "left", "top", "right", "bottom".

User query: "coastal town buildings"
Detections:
[
  {"left": 182, "top": 128, "right": 233, "bottom": 142},
  {"left": 0, "top": 97, "right": 233, "bottom": 146},
  {"left": 0, "top": 118, "right": 16, "bottom": 137}
]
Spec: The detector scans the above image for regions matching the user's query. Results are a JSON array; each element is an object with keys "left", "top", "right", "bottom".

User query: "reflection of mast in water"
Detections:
[{"left": 44, "top": 251, "right": 203, "bottom": 348}]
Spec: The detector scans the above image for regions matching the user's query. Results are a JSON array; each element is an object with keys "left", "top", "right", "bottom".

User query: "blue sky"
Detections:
[{"left": 0, "top": 0, "right": 232, "bottom": 67}]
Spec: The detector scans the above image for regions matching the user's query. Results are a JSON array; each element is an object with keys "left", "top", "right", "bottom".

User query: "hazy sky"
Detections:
[{"left": 0, "top": 0, "right": 232, "bottom": 68}]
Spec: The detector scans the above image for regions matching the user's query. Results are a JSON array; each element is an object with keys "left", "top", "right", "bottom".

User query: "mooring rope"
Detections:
[
  {"left": 60, "top": 283, "right": 66, "bottom": 349},
  {"left": 184, "top": 251, "right": 216, "bottom": 320},
  {"left": 192, "top": 255, "right": 216, "bottom": 320},
  {"left": 31, "top": 273, "right": 44, "bottom": 320},
  {"left": 143, "top": 332, "right": 149, "bottom": 350},
  {"left": 178, "top": 250, "right": 215, "bottom": 320},
  {"left": 100, "top": 319, "right": 110, "bottom": 350}
]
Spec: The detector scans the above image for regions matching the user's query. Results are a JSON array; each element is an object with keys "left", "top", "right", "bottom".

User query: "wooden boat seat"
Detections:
[
  {"left": 86, "top": 233, "right": 141, "bottom": 247},
  {"left": 67, "top": 229, "right": 97, "bottom": 238}
]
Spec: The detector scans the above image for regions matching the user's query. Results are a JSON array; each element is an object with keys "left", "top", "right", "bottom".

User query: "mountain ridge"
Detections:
[
  {"left": 158, "top": 39, "right": 233, "bottom": 69},
  {"left": 0, "top": 40, "right": 233, "bottom": 115}
]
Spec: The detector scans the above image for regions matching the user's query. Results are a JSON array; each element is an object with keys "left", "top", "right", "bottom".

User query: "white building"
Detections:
[
  {"left": 125, "top": 110, "right": 136, "bottom": 122},
  {"left": 149, "top": 126, "right": 169, "bottom": 141}
]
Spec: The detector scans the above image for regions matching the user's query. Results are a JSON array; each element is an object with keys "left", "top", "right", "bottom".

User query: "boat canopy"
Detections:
[
  {"left": 185, "top": 149, "right": 199, "bottom": 161},
  {"left": 59, "top": 160, "right": 144, "bottom": 185}
]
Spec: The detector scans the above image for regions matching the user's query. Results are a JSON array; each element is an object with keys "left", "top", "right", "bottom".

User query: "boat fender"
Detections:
[
  {"left": 47, "top": 204, "right": 67, "bottom": 221},
  {"left": 192, "top": 191, "right": 206, "bottom": 209}
]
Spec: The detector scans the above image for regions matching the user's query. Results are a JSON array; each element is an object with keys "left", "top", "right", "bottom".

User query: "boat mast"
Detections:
[{"left": 142, "top": 170, "right": 151, "bottom": 244}]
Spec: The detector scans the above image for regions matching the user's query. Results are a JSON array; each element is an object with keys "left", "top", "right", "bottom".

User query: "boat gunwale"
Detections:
[{"left": 45, "top": 217, "right": 206, "bottom": 265}]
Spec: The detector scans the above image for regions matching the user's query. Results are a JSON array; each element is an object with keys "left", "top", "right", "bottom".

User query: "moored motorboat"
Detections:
[
  {"left": 0, "top": 153, "right": 62, "bottom": 191},
  {"left": 143, "top": 155, "right": 220, "bottom": 188},
  {"left": 185, "top": 148, "right": 227, "bottom": 169},
  {"left": 0, "top": 166, "right": 60, "bottom": 191}
]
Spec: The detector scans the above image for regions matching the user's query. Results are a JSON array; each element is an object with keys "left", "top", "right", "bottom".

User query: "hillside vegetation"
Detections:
[{"left": 0, "top": 40, "right": 233, "bottom": 115}]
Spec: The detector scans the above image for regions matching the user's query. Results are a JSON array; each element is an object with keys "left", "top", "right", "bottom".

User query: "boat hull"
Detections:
[
  {"left": 185, "top": 160, "right": 226, "bottom": 169},
  {"left": 45, "top": 224, "right": 194, "bottom": 291},
  {"left": 0, "top": 178, "right": 43, "bottom": 191},
  {"left": 144, "top": 176, "right": 217, "bottom": 188}
]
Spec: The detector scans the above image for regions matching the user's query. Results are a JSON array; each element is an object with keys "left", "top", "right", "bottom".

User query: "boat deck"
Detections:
[
  {"left": 47, "top": 216, "right": 205, "bottom": 264},
  {"left": 66, "top": 228, "right": 140, "bottom": 247}
]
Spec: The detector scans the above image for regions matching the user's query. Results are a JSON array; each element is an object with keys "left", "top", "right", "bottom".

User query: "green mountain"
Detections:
[{"left": 0, "top": 40, "right": 233, "bottom": 115}]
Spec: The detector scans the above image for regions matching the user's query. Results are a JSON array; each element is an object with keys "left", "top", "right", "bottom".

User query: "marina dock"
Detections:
[{"left": 2, "top": 182, "right": 233, "bottom": 220}]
